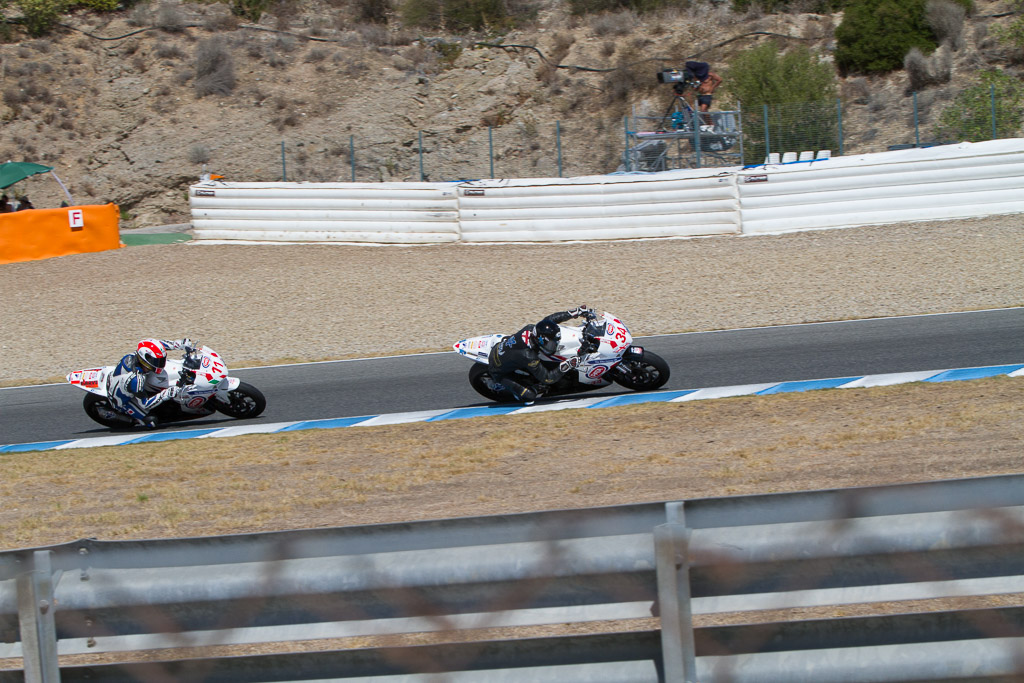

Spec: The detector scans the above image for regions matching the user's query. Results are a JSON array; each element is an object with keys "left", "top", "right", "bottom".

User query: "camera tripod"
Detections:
[{"left": 657, "top": 93, "right": 712, "bottom": 134}]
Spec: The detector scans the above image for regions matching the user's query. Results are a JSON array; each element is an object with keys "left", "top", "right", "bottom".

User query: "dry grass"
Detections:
[{"left": 2, "top": 376, "right": 1022, "bottom": 552}]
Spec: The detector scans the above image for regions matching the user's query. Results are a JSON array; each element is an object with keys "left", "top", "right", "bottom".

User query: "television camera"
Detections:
[{"left": 656, "top": 69, "right": 699, "bottom": 94}]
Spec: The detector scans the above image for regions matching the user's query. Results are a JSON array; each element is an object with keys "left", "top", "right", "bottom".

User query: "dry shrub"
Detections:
[
  {"left": 270, "top": 0, "right": 302, "bottom": 29},
  {"left": 590, "top": 10, "right": 635, "bottom": 36},
  {"left": 275, "top": 34, "right": 299, "bottom": 52},
  {"left": 128, "top": 3, "right": 153, "bottom": 27},
  {"left": 841, "top": 77, "right": 871, "bottom": 105},
  {"left": 926, "top": 0, "right": 966, "bottom": 50},
  {"left": 188, "top": 144, "right": 212, "bottom": 164},
  {"left": 203, "top": 10, "right": 240, "bottom": 31},
  {"left": 536, "top": 32, "right": 575, "bottom": 83},
  {"left": 194, "top": 39, "right": 237, "bottom": 97},
  {"left": 154, "top": 43, "right": 186, "bottom": 60},
  {"left": 304, "top": 46, "right": 330, "bottom": 62},
  {"left": 265, "top": 48, "right": 289, "bottom": 68},
  {"left": 156, "top": 2, "right": 186, "bottom": 32},
  {"left": 355, "top": 22, "right": 391, "bottom": 46},
  {"left": 272, "top": 112, "right": 300, "bottom": 130},
  {"left": 904, "top": 44, "right": 952, "bottom": 92}
]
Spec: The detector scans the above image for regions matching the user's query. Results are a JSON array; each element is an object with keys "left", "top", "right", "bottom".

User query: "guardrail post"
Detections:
[
  {"left": 17, "top": 550, "right": 60, "bottom": 683},
  {"left": 655, "top": 502, "right": 697, "bottom": 683}
]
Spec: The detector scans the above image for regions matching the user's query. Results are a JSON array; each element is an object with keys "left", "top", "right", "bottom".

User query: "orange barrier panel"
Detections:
[{"left": 0, "top": 203, "right": 123, "bottom": 265}]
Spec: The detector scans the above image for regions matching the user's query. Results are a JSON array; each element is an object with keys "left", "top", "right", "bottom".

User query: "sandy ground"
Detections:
[{"left": 1, "top": 214, "right": 1023, "bottom": 384}]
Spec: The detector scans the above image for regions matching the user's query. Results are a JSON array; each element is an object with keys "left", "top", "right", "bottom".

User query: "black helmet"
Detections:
[{"left": 533, "top": 319, "right": 561, "bottom": 355}]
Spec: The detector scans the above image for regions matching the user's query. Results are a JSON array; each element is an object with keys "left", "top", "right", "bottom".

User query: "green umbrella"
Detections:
[
  {"left": 0, "top": 162, "right": 53, "bottom": 190},
  {"left": 0, "top": 161, "right": 74, "bottom": 205}
]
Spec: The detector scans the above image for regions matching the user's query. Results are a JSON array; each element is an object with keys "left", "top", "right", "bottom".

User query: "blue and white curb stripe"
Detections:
[{"left": 3, "top": 363, "right": 1022, "bottom": 454}]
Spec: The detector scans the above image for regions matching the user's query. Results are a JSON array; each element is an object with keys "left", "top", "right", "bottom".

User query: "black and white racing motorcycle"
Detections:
[{"left": 454, "top": 310, "right": 670, "bottom": 402}]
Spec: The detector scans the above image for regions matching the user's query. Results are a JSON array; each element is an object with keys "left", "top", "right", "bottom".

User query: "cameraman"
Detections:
[{"left": 684, "top": 60, "right": 722, "bottom": 113}]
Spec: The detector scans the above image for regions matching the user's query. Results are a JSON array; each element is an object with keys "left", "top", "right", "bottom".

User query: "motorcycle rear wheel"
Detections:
[
  {"left": 612, "top": 351, "right": 671, "bottom": 391},
  {"left": 214, "top": 382, "right": 267, "bottom": 419},
  {"left": 83, "top": 393, "right": 133, "bottom": 429},
  {"left": 468, "top": 363, "right": 510, "bottom": 401}
]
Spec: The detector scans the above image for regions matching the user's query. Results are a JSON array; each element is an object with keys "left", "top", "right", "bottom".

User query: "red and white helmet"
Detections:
[{"left": 135, "top": 339, "right": 167, "bottom": 373}]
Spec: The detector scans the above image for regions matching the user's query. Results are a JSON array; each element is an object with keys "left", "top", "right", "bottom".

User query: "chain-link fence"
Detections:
[{"left": 261, "top": 84, "right": 1023, "bottom": 182}]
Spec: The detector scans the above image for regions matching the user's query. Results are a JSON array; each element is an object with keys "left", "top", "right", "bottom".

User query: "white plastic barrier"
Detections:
[
  {"left": 189, "top": 182, "right": 460, "bottom": 244},
  {"left": 739, "top": 139, "right": 1024, "bottom": 234},
  {"left": 455, "top": 169, "right": 741, "bottom": 242},
  {"left": 187, "top": 140, "right": 1024, "bottom": 243}
]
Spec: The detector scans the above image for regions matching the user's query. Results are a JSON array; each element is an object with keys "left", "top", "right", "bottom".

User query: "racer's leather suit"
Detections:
[
  {"left": 487, "top": 311, "right": 582, "bottom": 403},
  {"left": 107, "top": 339, "right": 189, "bottom": 424}
]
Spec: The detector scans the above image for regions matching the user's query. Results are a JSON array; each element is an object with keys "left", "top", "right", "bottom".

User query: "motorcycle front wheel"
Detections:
[
  {"left": 83, "top": 393, "right": 133, "bottom": 429},
  {"left": 612, "top": 351, "right": 671, "bottom": 391},
  {"left": 214, "top": 382, "right": 267, "bottom": 419}
]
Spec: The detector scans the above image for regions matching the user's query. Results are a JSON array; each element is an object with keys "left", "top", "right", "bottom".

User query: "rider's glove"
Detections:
[
  {"left": 567, "top": 305, "right": 590, "bottom": 318},
  {"left": 163, "top": 386, "right": 180, "bottom": 400},
  {"left": 559, "top": 356, "right": 582, "bottom": 373},
  {"left": 180, "top": 338, "right": 197, "bottom": 351}
]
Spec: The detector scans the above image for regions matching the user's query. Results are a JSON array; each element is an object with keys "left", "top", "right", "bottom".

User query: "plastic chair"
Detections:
[
  {"left": 816, "top": 149, "right": 832, "bottom": 159},
  {"left": 781, "top": 152, "right": 798, "bottom": 163},
  {"left": 765, "top": 152, "right": 781, "bottom": 164},
  {"left": 798, "top": 151, "right": 814, "bottom": 161}
]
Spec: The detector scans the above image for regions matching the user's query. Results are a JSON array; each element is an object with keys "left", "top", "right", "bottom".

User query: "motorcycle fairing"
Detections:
[
  {"left": 453, "top": 334, "right": 504, "bottom": 363},
  {"left": 66, "top": 367, "right": 110, "bottom": 396}
]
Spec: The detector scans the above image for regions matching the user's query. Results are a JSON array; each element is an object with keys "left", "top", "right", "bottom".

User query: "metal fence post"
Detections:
[
  {"left": 991, "top": 83, "right": 998, "bottom": 140},
  {"left": 17, "top": 550, "right": 60, "bottom": 683},
  {"left": 763, "top": 104, "right": 771, "bottom": 161},
  {"left": 418, "top": 131, "right": 424, "bottom": 181},
  {"left": 655, "top": 502, "right": 697, "bottom": 683},
  {"left": 737, "top": 100, "right": 745, "bottom": 163},
  {"left": 624, "top": 116, "right": 630, "bottom": 172},
  {"left": 281, "top": 140, "right": 286, "bottom": 181},
  {"left": 349, "top": 135, "right": 355, "bottom": 182},
  {"left": 837, "top": 97, "right": 844, "bottom": 156},
  {"left": 489, "top": 127, "right": 494, "bottom": 179},
  {"left": 693, "top": 109, "right": 702, "bottom": 169},
  {"left": 556, "top": 121, "right": 563, "bottom": 177},
  {"left": 913, "top": 91, "right": 920, "bottom": 147}
]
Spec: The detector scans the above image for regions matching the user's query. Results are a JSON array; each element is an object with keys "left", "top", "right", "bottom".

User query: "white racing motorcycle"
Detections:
[
  {"left": 454, "top": 310, "right": 670, "bottom": 402},
  {"left": 67, "top": 345, "right": 266, "bottom": 429}
]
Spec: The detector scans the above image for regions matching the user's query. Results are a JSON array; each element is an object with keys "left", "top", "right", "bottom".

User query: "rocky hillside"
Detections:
[{"left": 0, "top": 0, "right": 1017, "bottom": 227}]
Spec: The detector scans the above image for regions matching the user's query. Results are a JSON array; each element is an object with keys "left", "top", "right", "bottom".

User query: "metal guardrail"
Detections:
[{"left": 2, "top": 473, "right": 1024, "bottom": 682}]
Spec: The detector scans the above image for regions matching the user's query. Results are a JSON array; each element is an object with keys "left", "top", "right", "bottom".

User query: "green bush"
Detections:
[
  {"left": 401, "top": 0, "right": 512, "bottom": 31},
  {"left": 231, "top": 0, "right": 272, "bottom": 22},
  {"left": 835, "top": 0, "right": 934, "bottom": 74},
  {"left": 731, "top": 0, "right": 842, "bottom": 14},
  {"left": 993, "top": 0, "right": 1024, "bottom": 50},
  {"left": 727, "top": 41, "right": 838, "bottom": 164},
  {"left": 728, "top": 40, "right": 836, "bottom": 106},
  {"left": 73, "top": 0, "right": 118, "bottom": 10},
  {"left": 354, "top": 0, "right": 390, "bottom": 23},
  {"left": 15, "top": 0, "right": 66, "bottom": 36},
  {"left": 934, "top": 69, "right": 1024, "bottom": 141},
  {"left": 566, "top": 0, "right": 673, "bottom": 15},
  {"left": 835, "top": 0, "right": 971, "bottom": 74}
]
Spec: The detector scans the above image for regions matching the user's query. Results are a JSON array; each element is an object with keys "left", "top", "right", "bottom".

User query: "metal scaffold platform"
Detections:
[{"left": 623, "top": 98, "right": 744, "bottom": 172}]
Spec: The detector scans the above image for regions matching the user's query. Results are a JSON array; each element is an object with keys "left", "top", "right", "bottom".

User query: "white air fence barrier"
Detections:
[
  {"left": 739, "top": 138, "right": 1024, "bottom": 234},
  {"left": 188, "top": 139, "right": 1024, "bottom": 243},
  {"left": 189, "top": 182, "right": 460, "bottom": 244},
  {"left": 455, "top": 170, "right": 740, "bottom": 242}
]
